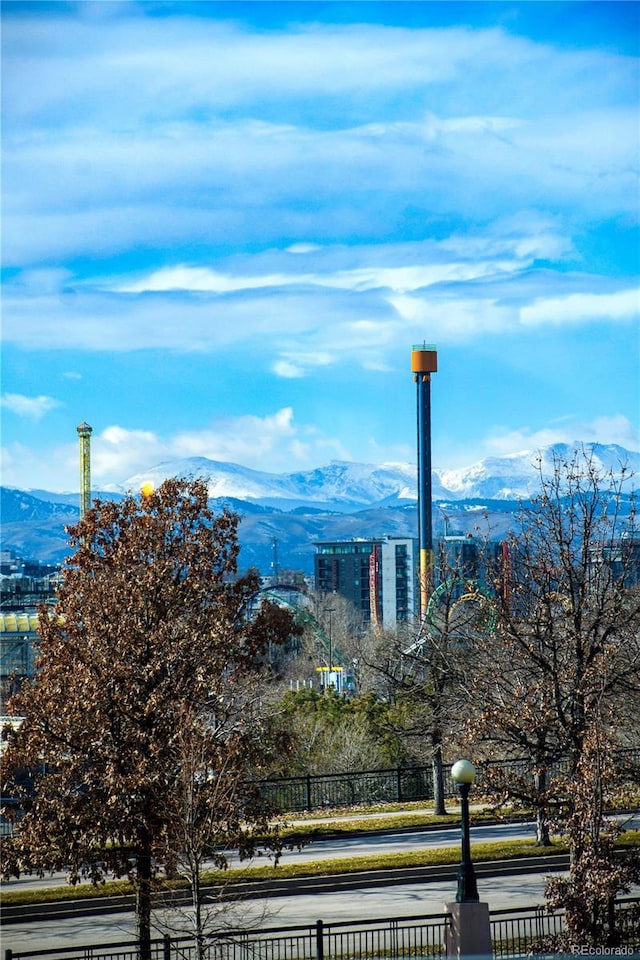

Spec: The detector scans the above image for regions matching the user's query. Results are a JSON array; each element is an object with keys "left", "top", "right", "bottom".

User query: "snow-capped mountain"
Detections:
[
  {"left": 121, "top": 443, "right": 638, "bottom": 508},
  {"left": 2, "top": 442, "right": 637, "bottom": 569},
  {"left": 438, "top": 443, "right": 639, "bottom": 500},
  {"left": 122, "top": 458, "right": 419, "bottom": 510}
]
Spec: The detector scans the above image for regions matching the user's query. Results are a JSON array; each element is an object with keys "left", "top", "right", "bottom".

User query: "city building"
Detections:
[
  {"left": 588, "top": 534, "right": 640, "bottom": 587},
  {"left": 314, "top": 537, "right": 418, "bottom": 628},
  {"left": 0, "top": 611, "right": 39, "bottom": 714},
  {"left": 435, "top": 536, "right": 504, "bottom": 594},
  {"left": 314, "top": 533, "right": 510, "bottom": 631},
  {"left": 0, "top": 550, "right": 60, "bottom": 714}
]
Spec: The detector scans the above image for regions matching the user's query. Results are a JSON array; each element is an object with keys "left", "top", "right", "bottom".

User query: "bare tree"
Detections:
[
  {"left": 156, "top": 688, "right": 287, "bottom": 958},
  {"left": 361, "top": 541, "right": 497, "bottom": 814},
  {"left": 465, "top": 447, "right": 640, "bottom": 935}
]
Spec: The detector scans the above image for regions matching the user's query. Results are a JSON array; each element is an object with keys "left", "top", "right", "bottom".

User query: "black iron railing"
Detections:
[
  {"left": 491, "top": 904, "right": 566, "bottom": 957},
  {"left": 4, "top": 751, "right": 638, "bottom": 836},
  {"left": 255, "top": 764, "right": 438, "bottom": 812},
  {"left": 3, "top": 912, "right": 450, "bottom": 960},
  {"left": 254, "top": 748, "right": 640, "bottom": 814},
  {"left": 4, "top": 899, "right": 640, "bottom": 960}
]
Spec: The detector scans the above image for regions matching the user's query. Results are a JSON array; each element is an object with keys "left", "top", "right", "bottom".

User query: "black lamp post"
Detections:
[{"left": 451, "top": 759, "right": 479, "bottom": 903}]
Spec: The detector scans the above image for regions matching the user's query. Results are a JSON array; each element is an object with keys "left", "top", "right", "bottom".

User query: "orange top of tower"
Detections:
[{"left": 411, "top": 344, "right": 438, "bottom": 374}]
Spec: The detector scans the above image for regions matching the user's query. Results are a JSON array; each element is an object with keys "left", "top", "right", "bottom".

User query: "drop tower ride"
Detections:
[{"left": 412, "top": 344, "right": 438, "bottom": 619}]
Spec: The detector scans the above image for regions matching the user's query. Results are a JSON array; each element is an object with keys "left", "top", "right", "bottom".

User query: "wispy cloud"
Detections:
[
  {"left": 4, "top": 109, "right": 636, "bottom": 265},
  {"left": 485, "top": 415, "right": 640, "bottom": 459},
  {"left": 90, "top": 408, "right": 350, "bottom": 488},
  {"left": 114, "top": 257, "right": 529, "bottom": 296},
  {"left": 1, "top": 5, "right": 637, "bottom": 491},
  {"left": 3, "top": 14, "right": 637, "bottom": 266},
  {"left": 520, "top": 289, "right": 639, "bottom": 326},
  {"left": 0, "top": 393, "right": 61, "bottom": 420},
  {"left": 4, "top": 228, "right": 634, "bottom": 371},
  {"left": 5, "top": 15, "right": 635, "bottom": 124}
]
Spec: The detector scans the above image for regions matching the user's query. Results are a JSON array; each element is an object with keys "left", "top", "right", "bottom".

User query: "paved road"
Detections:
[
  {"left": 1, "top": 818, "right": 539, "bottom": 895},
  {"left": 6, "top": 813, "right": 638, "bottom": 894},
  {"left": 1, "top": 870, "right": 558, "bottom": 954},
  {"left": 3, "top": 816, "right": 638, "bottom": 955}
]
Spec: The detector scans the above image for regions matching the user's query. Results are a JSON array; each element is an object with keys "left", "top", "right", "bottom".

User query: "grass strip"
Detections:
[
  {"left": 284, "top": 800, "right": 439, "bottom": 820},
  {"left": 3, "top": 831, "right": 639, "bottom": 909},
  {"left": 281, "top": 809, "right": 500, "bottom": 839}
]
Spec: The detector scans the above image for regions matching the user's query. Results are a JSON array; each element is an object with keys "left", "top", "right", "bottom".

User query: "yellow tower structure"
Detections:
[{"left": 77, "top": 421, "right": 93, "bottom": 518}]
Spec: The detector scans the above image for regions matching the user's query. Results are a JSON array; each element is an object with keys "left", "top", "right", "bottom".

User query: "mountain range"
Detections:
[
  {"left": 121, "top": 442, "right": 637, "bottom": 507},
  {"left": 2, "top": 442, "right": 637, "bottom": 573}
]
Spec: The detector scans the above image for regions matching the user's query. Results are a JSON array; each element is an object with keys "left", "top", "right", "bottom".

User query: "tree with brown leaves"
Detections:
[
  {"left": 1, "top": 479, "right": 298, "bottom": 958},
  {"left": 544, "top": 724, "right": 640, "bottom": 949}
]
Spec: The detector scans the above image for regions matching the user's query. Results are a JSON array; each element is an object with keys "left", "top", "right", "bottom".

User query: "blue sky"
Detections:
[{"left": 1, "top": 1, "right": 639, "bottom": 493}]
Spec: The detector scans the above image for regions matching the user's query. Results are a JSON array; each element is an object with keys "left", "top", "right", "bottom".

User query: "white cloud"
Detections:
[
  {"left": 484, "top": 415, "right": 640, "bottom": 458},
  {"left": 388, "top": 294, "right": 514, "bottom": 340},
  {"left": 0, "top": 21, "right": 511, "bottom": 123},
  {"left": 114, "top": 257, "right": 526, "bottom": 296},
  {"left": 4, "top": 105, "right": 636, "bottom": 266},
  {"left": 5, "top": 14, "right": 635, "bottom": 127},
  {"left": 0, "top": 393, "right": 61, "bottom": 420},
  {"left": 3, "top": 240, "right": 635, "bottom": 373},
  {"left": 2, "top": 9, "right": 637, "bottom": 267},
  {"left": 3, "top": 407, "right": 637, "bottom": 494},
  {"left": 163, "top": 407, "right": 352, "bottom": 474},
  {"left": 11, "top": 408, "right": 350, "bottom": 491},
  {"left": 434, "top": 415, "right": 640, "bottom": 473},
  {"left": 93, "top": 426, "right": 164, "bottom": 483},
  {"left": 286, "top": 243, "right": 322, "bottom": 254},
  {"left": 272, "top": 360, "right": 305, "bottom": 379},
  {"left": 520, "top": 289, "right": 639, "bottom": 326}
]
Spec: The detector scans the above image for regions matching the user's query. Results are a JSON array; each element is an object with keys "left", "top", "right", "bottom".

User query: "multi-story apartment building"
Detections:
[
  {"left": 314, "top": 537, "right": 418, "bottom": 628},
  {"left": 314, "top": 534, "right": 510, "bottom": 629},
  {"left": 435, "top": 535, "right": 504, "bottom": 593}
]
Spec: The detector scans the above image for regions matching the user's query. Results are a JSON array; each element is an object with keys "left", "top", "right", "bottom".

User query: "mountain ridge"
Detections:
[
  {"left": 2, "top": 442, "right": 637, "bottom": 571},
  {"left": 119, "top": 441, "right": 637, "bottom": 506}
]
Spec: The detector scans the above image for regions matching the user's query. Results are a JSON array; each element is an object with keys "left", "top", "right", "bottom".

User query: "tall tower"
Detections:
[
  {"left": 77, "top": 421, "right": 92, "bottom": 518},
  {"left": 412, "top": 344, "right": 438, "bottom": 619}
]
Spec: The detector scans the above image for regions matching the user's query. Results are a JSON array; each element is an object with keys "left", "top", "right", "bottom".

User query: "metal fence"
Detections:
[
  {"left": 491, "top": 905, "right": 566, "bottom": 957},
  {"left": 254, "top": 749, "right": 640, "bottom": 814},
  {"left": 3, "top": 912, "right": 450, "bottom": 960},
  {"left": 5, "top": 900, "right": 640, "bottom": 960},
  {"left": 255, "top": 765, "right": 439, "bottom": 812},
  {"left": 4, "top": 752, "right": 638, "bottom": 834},
  {"left": 491, "top": 898, "right": 640, "bottom": 957}
]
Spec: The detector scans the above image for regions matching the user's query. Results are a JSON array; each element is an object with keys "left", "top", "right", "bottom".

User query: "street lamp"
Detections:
[{"left": 451, "top": 759, "right": 479, "bottom": 903}]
